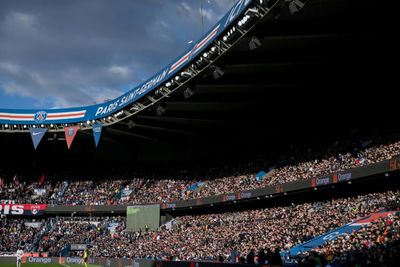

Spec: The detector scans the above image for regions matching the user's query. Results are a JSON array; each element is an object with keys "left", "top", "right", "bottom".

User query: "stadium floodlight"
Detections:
[
  {"left": 41, "top": 124, "right": 44, "bottom": 127},
  {"left": 238, "top": 16, "right": 250, "bottom": 27},
  {"left": 86, "top": 120, "right": 90, "bottom": 124},
  {"left": 108, "top": 116, "right": 111, "bottom": 120},
  {"left": 23, "top": 125, "right": 27, "bottom": 129},
  {"left": 203, "top": 52, "right": 208, "bottom": 58},
  {"left": 33, "top": 125, "right": 36, "bottom": 128},
  {"left": 50, "top": 124, "right": 54, "bottom": 128},
  {"left": 131, "top": 104, "right": 140, "bottom": 111},
  {"left": 4, "top": 124, "right": 8, "bottom": 128},
  {"left": 80, "top": 122, "right": 83, "bottom": 126},
  {"left": 13, "top": 125, "right": 17, "bottom": 128},
  {"left": 175, "top": 75, "right": 180, "bottom": 81},
  {"left": 114, "top": 111, "right": 124, "bottom": 118},
  {"left": 181, "top": 71, "right": 192, "bottom": 78},
  {"left": 223, "top": 36, "right": 228, "bottom": 41},
  {"left": 287, "top": 0, "right": 305, "bottom": 14},
  {"left": 183, "top": 87, "right": 195, "bottom": 99},
  {"left": 92, "top": 120, "right": 95, "bottom": 123},
  {"left": 249, "top": 36, "right": 262, "bottom": 51},
  {"left": 166, "top": 82, "right": 172, "bottom": 87}
]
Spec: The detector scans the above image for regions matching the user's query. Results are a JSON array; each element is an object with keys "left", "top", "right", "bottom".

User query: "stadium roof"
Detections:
[{"left": 0, "top": 0, "right": 395, "bottom": 166}]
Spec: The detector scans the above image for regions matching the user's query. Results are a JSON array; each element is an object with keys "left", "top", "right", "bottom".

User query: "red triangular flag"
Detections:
[{"left": 64, "top": 126, "right": 79, "bottom": 149}]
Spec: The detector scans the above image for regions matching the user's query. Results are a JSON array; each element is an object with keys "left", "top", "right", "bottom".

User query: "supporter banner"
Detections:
[
  {"left": 34, "top": 188, "right": 46, "bottom": 196},
  {"left": 64, "top": 126, "right": 79, "bottom": 149},
  {"left": 24, "top": 222, "right": 43, "bottom": 228},
  {"left": 0, "top": 0, "right": 255, "bottom": 125},
  {"left": 289, "top": 210, "right": 396, "bottom": 255},
  {"left": 186, "top": 181, "right": 205, "bottom": 191},
  {"left": 255, "top": 171, "right": 267, "bottom": 181},
  {"left": 92, "top": 122, "right": 102, "bottom": 147},
  {"left": 29, "top": 128, "right": 47, "bottom": 150},
  {"left": 0, "top": 204, "right": 47, "bottom": 216}
]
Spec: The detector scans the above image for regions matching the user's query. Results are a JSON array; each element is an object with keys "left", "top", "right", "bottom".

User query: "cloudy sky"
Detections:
[{"left": 0, "top": 0, "right": 235, "bottom": 109}]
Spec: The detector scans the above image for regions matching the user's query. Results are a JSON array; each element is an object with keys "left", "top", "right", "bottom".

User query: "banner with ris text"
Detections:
[
  {"left": 29, "top": 128, "right": 47, "bottom": 150},
  {"left": 64, "top": 126, "right": 79, "bottom": 149},
  {"left": 0, "top": 204, "right": 47, "bottom": 216},
  {"left": 92, "top": 123, "right": 102, "bottom": 147}
]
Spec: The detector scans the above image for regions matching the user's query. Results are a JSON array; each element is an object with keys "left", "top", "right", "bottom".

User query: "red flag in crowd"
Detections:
[
  {"left": 0, "top": 177, "right": 4, "bottom": 188},
  {"left": 39, "top": 174, "right": 45, "bottom": 186}
]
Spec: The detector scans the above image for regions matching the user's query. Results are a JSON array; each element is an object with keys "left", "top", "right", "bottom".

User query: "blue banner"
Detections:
[
  {"left": 186, "top": 181, "right": 205, "bottom": 191},
  {"left": 92, "top": 123, "right": 102, "bottom": 147},
  {"left": 256, "top": 171, "right": 267, "bottom": 181},
  {"left": 29, "top": 128, "right": 47, "bottom": 150}
]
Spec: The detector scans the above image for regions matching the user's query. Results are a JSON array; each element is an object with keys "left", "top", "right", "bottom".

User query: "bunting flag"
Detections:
[
  {"left": 64, "top": 126, "right": 79, "bottom": 149},
  {"left": 29, "top": 128, "right": 47, "bottom": 150},
  {"left": 92, "top": 123, "right": 103, "bottom": 147}
]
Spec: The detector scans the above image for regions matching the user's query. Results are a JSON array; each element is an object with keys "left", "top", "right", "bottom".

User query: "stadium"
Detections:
[{"left": 0, "top": 0, "right": 398, "bottom": 266}]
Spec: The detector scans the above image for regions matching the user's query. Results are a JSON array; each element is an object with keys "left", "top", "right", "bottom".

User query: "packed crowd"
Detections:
[
  {"left": 2, "top": 190, "right": 395, "bottom": 261},
  {"left": 0, "top": 178, "right": 62, "bottom": 204},
  {"left": 1, "top": 137, "right": 400, "bottom": 206},
  {"left": 61, "top": 180, "right": 124, "bottom": 205},
  {"left": 88, "top": 191, "right": 399, "bottom": 260},
  {"left": 1, "top": 191, "right": 399, "bottom": 264},
  {"left": 0, "top": 218, "right": 48, "bottom": 253},
  {"left": 39, "top": 216, "right": 122, "bottom": 256}
]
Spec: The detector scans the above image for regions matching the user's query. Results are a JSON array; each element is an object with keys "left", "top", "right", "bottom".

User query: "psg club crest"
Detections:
[
  {"left": 31, "top": 205, "right": 40, "bottom": 215},
  {"left": 67, "top": 128, "right": 75, "bottom": 136},
  {"left": 34, "top": 111, "right": 47, "bottom": 123}
]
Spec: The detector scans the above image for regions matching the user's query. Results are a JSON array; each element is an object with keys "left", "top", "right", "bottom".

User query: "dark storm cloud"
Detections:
[{"left": 0, "top": 0, "right": 234, "bottom": 108}]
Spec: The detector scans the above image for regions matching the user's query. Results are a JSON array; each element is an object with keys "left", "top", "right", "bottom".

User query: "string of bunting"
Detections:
[{"left": 28, "top": 123, "right": 103, "bottom": 150}]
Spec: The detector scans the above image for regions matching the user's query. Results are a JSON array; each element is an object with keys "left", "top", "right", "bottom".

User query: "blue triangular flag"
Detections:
[
  {"left": 92, "top": 123, "right": 102, "bottom": 147},
  {"left": 29, "top": 128, "right": 47, "bottom": 150}
]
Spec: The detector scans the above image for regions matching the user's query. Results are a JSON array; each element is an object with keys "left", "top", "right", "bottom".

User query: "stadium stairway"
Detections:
[
  {"left": 289, "top": 210, "right": 397, "bottom": 255},
  {"left": 55, "top": 181, "right": 69, "bottom": 204},
  {"left": 28, "top": 218, "right": 56, "bottom": 252}
]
